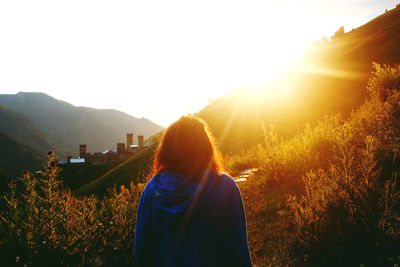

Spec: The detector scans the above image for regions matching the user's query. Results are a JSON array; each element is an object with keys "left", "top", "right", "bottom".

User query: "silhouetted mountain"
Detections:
[
  {"left": 0, "top": 131, "right": 44, "bottom": 178},
  {"left": 0, "top": 92, "right": 164, "bottom": 157},
  {"left": 0, "top": 104, "right": 63, "bottom": 157}
]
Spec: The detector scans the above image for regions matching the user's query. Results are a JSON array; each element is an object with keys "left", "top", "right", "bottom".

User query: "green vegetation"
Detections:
[
  {"left": 73, "top": 143, "right": 157, "bottom": 196},
  {"left": 59, "top": 162, "right": 119, "bottom": 191},
  {"left": 0, "top": 152, "right": 142, "bottom": 266},
  {"left": 234, "top": 63, "right": 400, "bottom": 265},
  {"left": 0, "top": 132, "right": 44, "bottom": 187},
  {"left": 0, "top": 64, "right": 399, "bottom": 266}
]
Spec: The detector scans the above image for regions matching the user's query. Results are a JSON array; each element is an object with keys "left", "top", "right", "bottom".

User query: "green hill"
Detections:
[
  {"left": 73, "top": 142, "right": 157, "bottom": 196},
  {"left": 0, "top": 131, "right": 44, "bottom": 190},
  {"left": 59, "top": 162, "right": 119, "bottom": 191}
]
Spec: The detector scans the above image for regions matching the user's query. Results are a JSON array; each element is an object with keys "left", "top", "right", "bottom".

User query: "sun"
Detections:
[{"left": 236, "top": 67, "right": 300, "bottom": 109}]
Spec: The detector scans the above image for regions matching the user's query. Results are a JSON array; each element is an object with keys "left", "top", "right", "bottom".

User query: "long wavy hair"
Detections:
[{"left": 153, "top": 115, "right": 223, "bottom": 179}]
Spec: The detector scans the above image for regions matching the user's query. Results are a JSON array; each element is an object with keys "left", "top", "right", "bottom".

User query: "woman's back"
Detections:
[
  {"left": 134, "top": 171, "right": 252, "bottom": 267},
  {"left": 134, "top": 116, "right": 252, "bottom": 266}
]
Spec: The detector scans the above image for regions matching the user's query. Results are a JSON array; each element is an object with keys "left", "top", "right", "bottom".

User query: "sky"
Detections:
[{"left": 0, "top": 0, "right": 397, "bottom": 127}]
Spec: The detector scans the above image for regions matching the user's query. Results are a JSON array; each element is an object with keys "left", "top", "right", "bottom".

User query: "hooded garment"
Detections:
[{"left": 134, "top": 171, "right": 253, "bottom": 267}]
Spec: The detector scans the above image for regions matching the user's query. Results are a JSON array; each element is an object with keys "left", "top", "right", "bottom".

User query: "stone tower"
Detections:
[
  {"left": 79, "top": 144, "right": 87, "bottom": 158},
  {"left": 138, "top": 135, "right": 144, "bottom": 149}
]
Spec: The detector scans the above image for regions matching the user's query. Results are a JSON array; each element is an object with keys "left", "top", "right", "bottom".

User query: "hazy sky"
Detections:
[{"left": 0, "top": 0, "right": 397, "bottom": 126}]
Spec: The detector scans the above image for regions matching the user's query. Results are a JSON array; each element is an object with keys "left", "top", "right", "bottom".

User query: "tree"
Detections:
[{"left": 331, "top": 26, "right": 345, "bottom": 41}]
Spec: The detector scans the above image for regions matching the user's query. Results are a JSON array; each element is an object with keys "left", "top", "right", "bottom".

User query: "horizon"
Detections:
[{"left": 0, "top": 0, "right": 397, "bottom": 127}]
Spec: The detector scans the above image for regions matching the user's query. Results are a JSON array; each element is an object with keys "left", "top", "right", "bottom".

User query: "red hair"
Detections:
[{"left": 153, "top": 115, "right": 223, "bottom": 179}]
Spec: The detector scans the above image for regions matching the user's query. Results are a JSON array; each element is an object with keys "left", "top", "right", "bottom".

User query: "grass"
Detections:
[{"left": 73, "top": 142, "right": 157, "bottom": 196}]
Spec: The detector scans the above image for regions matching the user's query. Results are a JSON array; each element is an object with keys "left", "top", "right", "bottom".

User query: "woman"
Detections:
[{"left": 134, "top": 116, "right": 252, "bottom": 267}]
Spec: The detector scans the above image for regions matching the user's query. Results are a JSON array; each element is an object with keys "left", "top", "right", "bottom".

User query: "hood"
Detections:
[{"left": 149, "top": 170, "right": 218, "bottom": 215}]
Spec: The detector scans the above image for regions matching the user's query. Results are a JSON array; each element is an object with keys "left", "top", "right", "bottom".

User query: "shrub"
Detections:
[
  {"left": 233, "top": 63, "right": 400, "bottom": 266},
  {"left": 287, "top": 64, "right": 400, "bottom": 265},
  {"left": 0, "top": 151, "right": 144, "bottom": 266},
  {"left": 1, "top": 63, "right": 400, "bottom": 266}
]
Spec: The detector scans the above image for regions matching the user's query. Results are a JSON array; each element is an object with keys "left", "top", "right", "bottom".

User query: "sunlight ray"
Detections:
[
  {"left": 295, "top": 64, "right": 366, "bottom": 80},
  {"left": 217, "top": 102, "right": 241, "bottom": 148}
]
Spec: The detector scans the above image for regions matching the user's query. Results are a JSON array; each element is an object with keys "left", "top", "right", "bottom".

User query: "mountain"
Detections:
[
  {"left": 197, "top": 6, "right": 400, "bottom": 154},
  {"left": 0, "top": 131, "right": 44, "bottom": 183},
  {"left": 0, "top": 92, "right": 164, "bottom": 157},
  {"left": 0, "top": 103, "right": 63, "bottom": 157},
  {"left": 309, "top": 6, "right": 400, "bottom": 67}
]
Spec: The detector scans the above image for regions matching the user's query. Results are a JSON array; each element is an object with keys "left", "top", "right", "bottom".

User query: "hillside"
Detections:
[
  {"left": 0, "top": 92, "right": 164, "bottom": 157},
  {"left": 310, "top": 6, "right": 400, "bottom": 66},
  {"left": 197, "top": 6, "right": 400, "bottom": 154},
  {"left": 0, "top": 131, "right": 44, "bottom": 190},
  {"left": 197, "top": 69, "right": 365, "bottom": 154},
  {"left": 74, "top": 142, "right": 157, "bottom": 196},
  {"left": 0, "top": 104, "right": 64, "bottom": 158},
  {"left": 59, "top": 162, "right": 119, "bottom": 191}
]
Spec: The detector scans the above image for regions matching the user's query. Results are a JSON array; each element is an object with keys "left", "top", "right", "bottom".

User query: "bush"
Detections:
[
  {"left": 1, "top": 63, "right": 400, "bottom": 266},
  {"left": 287, "top": 64, "right": 400, "bottom": 265},
  {"left": 0, "top": 151, "right": 144, "bottom": 266},
  {"left": 232, "top": 63, "right": 400, "bottom": 265}
]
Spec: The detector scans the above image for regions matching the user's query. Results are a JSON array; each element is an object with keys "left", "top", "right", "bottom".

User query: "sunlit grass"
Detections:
[{"left": 0, "top": 64, "right": 399, "bottom": 266}]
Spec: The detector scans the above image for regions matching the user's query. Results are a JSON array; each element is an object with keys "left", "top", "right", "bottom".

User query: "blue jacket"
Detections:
[{"left": 134, "top": 171, "right": 253, "bottom": 267}]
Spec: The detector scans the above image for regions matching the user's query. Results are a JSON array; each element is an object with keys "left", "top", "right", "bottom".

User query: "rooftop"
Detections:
[{"left": 70, "top": 158, "right": 85, "bottom": 164}]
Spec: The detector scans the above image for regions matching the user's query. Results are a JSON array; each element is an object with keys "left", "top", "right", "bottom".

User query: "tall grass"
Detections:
[
  {"left": 0, "top": 151, "right": 144, "bottom": 266},
  {"left": 237, "top": 63, "right": 400, "bottom": 265},
  {"left": 0, "top": 63, "right": 399, "bottom": 266}
]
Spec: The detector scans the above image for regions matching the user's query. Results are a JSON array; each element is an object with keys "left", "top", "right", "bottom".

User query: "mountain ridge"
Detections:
[
  {"left": 197, "top": 6, "right": 400, "bottom": 154},
  {"left": 0, "top": 131, "right": 44, "bottom": 183},
  {"left": 0, "top": 103, "right": 65, "bottom": 157},
  {"left": 0, "top": 92, "right": 164, "bottom": 157}
]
